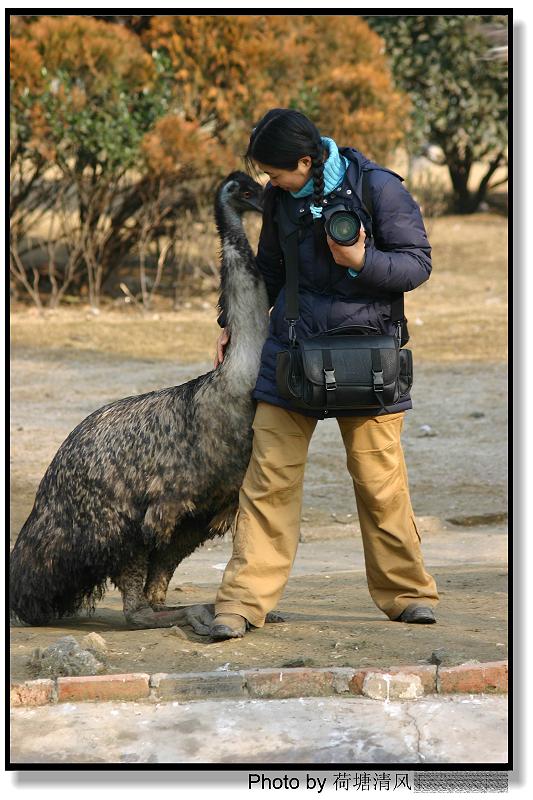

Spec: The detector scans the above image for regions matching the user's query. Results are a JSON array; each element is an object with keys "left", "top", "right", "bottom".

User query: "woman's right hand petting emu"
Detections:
[
  {"left": 214, "top": 307, "right": 273, "bottom": 367},
  {"left": 214, "top": 327, "right": 231, "bottom": 368}
]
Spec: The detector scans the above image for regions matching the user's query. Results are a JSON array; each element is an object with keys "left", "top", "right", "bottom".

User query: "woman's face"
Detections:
[{"left": 255, "top": 156, "right": 313, "bottom": 192}]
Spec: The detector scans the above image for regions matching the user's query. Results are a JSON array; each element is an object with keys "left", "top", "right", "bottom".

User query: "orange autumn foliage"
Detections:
[
  {"left": 143, "top": 14, "right": 409, "bottom": 165},
  {"left": 10, "top": 14, "right": 411, "bottom": 308},
  {"left": 12, "top": 14, "right": 408, "bottom": 177},
  {"left": 27, "top": 15, "right": 155, "bottom": 94},
  {"left": 142, "top": 115, "right": 234, "bottom": 178},
  {"left": 11, "top": 15, "right": 158, "bottom": 168}
]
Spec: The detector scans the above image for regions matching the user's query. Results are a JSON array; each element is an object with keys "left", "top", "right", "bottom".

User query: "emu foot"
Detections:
[
  {"left": 265, "top": 610, "right": 285, "bottom": 624},
  {"left": 131, "top": 604, "right": 216, "bottom": 636},
  {"left": 127, "top": 604, "right": 286, "bottom": 634},
  {"left": 159, "top": 605, "right": 286, "bottom": 636},
  {"left": 181, "top": 605, "right": 285, "bottom": 635},
  {"left": 124, "top": 604, "right": 212, "bottom": 633},
  {"left": 174, "top": 603, "right": 216, "bottom": 636}
]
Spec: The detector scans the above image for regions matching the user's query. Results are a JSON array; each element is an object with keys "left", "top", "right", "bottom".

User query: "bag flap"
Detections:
[
  {"left": 300, "top": 334, "right": 397, "bottom": 351},
  {"left": 298, "top": 337, "right": 399, "bottom": 386}
]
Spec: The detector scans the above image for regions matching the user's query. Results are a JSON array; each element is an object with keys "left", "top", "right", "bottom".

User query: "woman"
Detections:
[{"left": 210, "top": 108, "right": 439, "bottom": 640}]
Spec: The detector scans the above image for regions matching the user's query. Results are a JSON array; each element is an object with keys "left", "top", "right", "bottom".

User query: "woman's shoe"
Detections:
[
  {"left": 395, "top": 604, "right": 436, "bottom": 624},
  {"left": 210, "top": 613, "right": 248, "bottom": 640}
]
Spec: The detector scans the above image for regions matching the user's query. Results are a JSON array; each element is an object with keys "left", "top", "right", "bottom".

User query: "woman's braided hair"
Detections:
[
  {"left": 310, "top": 137, "right": 325, "bottom": 212},
  {"left": 244, "top": 108, "right": 326, "bottom": 209}
]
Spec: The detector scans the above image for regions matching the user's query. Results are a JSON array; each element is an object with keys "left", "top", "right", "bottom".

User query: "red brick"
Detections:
[
  {"left": 57, "top": 673, "right": 150, "bottom": 703},
  {"left": 245, "top": 668, "right": 338, "bottom": 699},
  {"left": 438, "top": 661, "right": 508, "bottom": 694},
  {"left": 10, "top": 679, "right": 55, "bottom": 707}
]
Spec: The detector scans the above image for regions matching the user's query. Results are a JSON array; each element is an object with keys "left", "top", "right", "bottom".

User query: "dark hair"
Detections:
[{"left": 244, "top": 108, "right": 326, "bottom": 211}]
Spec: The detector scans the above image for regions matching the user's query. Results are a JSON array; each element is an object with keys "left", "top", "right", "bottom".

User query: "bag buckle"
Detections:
[
  {"left": 324, "top": 368, "right": 337, "bottom": 390},
  {"left": 372, "top": 369, "right": 384, "bottom": 392},
  {"left": 288, "top": 321, "right": 298, "bottom": 346}
]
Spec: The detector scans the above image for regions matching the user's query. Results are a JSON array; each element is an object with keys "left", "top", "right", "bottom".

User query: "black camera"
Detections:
[{"left": 323, "top": 205, "right": 363, "bottom": 247}]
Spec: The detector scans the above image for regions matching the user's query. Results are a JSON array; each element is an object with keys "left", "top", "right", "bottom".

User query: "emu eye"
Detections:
[{"left": 243, "top": 191, "right": 251, "bottom": 198}]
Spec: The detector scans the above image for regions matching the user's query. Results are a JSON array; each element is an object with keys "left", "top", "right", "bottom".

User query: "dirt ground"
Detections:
[
  {"left": 9, "top": 211, "right": 508, "bottom": 682},
  {"left": 10, "top": 536, "right": 508, "bottom": 682}
]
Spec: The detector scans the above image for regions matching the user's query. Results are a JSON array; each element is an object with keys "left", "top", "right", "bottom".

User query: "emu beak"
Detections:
[
  {"left": 246, "top": 195, "right": 264, "bottom": 213},
  {"left": 249, "top": 201, "right": 264, "bottom": 213}
]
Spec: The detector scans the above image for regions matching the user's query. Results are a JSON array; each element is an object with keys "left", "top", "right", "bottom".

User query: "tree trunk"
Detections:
[
  {"left": 447, "top": 147, "right": 476, "bottom": 214},
  {"left": 447, "top": 148, "right": 506, "bottom": 214}
]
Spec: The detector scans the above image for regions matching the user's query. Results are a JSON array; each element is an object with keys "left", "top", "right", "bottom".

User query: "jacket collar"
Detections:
[{"left": 287, "top": 150, "right": 363, "bottom": 216}]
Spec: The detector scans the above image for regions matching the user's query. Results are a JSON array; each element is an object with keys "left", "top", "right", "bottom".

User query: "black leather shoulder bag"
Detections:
[{"left": 275, "top": 172, "right": 414, "bottom": 414}]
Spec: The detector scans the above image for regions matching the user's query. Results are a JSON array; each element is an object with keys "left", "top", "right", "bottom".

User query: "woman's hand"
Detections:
[
  {"left": 214, "top": 327, "right": 231, "bottom": 368},
  {"left": 214, "top": 307, "right": 273, "bottom": 368},
  {"left": 326, "top": 227, "right": 366, "bottom": 270}
]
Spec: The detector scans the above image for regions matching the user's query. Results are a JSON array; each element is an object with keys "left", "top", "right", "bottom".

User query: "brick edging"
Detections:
[{"left": 10, "top": 660, "right": 508, "bottom": 708}]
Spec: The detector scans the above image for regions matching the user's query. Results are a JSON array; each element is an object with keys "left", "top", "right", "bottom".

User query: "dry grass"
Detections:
[
  {"left": 406, "top": 211, "right": 507, "bottom": 362},
  {"left": 389, "top": 149, "right": 508, "bottom": 194},
  {"left": 10, "top": 211, "right": 507, "bottom": 365}
]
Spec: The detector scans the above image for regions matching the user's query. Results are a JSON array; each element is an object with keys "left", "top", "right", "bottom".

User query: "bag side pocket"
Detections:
[
  {"left": 398, "top": 348, "right": 413, "bottom": 397},
  {"left": 276, "top": 350, "right": 295, "bottom": 401},
  {"left": 276, "top": 349, "right": 305, "bottom": 403}
]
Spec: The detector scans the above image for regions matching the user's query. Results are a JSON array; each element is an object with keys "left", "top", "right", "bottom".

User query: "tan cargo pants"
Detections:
[{"left": 215, "top": 400, "right": 439, "bottom": 627}]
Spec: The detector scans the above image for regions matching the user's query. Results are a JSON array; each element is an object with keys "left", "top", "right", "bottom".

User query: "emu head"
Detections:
[{"left": 216, "top": 171, "right": 265, "bottom": 216}]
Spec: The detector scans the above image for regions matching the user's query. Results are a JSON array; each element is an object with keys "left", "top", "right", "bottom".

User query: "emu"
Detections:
[{"left": 10, "top": 172, "right": 272, "bottom": 633}]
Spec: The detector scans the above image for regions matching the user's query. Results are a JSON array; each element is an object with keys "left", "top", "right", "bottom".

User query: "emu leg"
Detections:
[
  {"left": 141, "top": 538, "right": 215, "bottom": 634},
  {"left": 142, "top": 526, "right": 287, "bottom": 633},
  {"left": 144, "top": 521, "right": 221, "bottom": 613},
  {"left": 144, "top": 540, "right": 182, "bottom": 611},
  {"left": 114, "top": 554, "right": 204, "bottom": 630}
]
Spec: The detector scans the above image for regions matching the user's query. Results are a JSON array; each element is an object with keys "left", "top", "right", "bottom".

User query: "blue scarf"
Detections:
[
  {"left": 290, "top": 136, "right": 349, "bottom": 219},
  {"left": 290, "top": 135, "right": 360, "bottom": 278}
]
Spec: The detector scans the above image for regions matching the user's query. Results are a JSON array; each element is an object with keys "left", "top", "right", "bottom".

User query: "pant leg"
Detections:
[
  {"left": 215, "top": 401, "right": 317, "bottom": 627},
  {"left": 337, "top": 411, "right": 439, "bottom": 620}
]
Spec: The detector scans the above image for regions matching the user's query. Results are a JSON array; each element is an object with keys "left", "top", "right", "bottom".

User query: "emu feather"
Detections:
[{"left": 10, "top": 172, "right": 271, "bottom": 632}]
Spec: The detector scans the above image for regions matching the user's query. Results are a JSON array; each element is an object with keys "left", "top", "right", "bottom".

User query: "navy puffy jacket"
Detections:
[{"left": 218, "top": 147, "right": 432, "bottom": 419}]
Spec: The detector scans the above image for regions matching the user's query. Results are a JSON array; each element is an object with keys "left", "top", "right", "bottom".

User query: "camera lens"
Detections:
[{"left": 325, "top": 210, "right": 361, "bottom": 246}]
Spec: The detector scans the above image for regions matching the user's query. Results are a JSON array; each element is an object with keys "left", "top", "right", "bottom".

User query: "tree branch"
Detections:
[{"left": 486, "top": 175, "right": 508, "bottom": 190}]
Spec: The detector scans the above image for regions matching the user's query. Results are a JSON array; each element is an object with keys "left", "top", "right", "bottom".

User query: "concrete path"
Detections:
[{"left": 10, "top": 694, "right": 507, "bottom": 765}]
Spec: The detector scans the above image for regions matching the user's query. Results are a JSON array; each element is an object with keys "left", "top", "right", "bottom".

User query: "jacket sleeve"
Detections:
[
  {"left": 217, "top": 185, "right": 285, "bottom": 328},
  {"left": 352, "top": 176, "right": 432, "bottom": 293}
]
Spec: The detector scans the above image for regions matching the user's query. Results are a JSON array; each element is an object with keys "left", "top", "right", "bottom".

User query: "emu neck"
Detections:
[{"left": 216, "top": 207, "right": 269, "bottom": 391}]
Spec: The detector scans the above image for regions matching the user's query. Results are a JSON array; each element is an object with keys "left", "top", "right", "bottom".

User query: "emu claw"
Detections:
[
  {"left": 265, "top": 610, "right": 285, "bottom": 624},
  {"left": 183, "top": 606, "right": 285, "bottom": 634},
  {"left": 177, "top": 603, "right": 216, "bottom": 636}
]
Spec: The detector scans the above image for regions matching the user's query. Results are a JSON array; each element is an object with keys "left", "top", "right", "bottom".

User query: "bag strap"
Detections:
[
  {"left": 283, "top": 231, "right": 300, "bottom": 331},
  {"left": 322, "top": 348, "right": 337, "bottom": 410}
]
